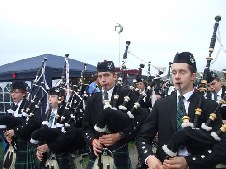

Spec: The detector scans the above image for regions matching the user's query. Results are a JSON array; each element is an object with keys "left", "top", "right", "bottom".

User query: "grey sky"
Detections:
[{"left": 0, "top": 0, "right": 226, "bottom": 76}]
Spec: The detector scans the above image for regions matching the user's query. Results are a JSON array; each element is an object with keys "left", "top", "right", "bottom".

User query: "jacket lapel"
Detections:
[
  {"left": 18, "top": 99, "right": 26, "bottom": 114},
  {"left": 169, "top": 93, "right": 177, "bottom": 131},
  {"left": 96, "top": 92, "right": 103, "bottom": 110},
  {"left": 188, "top": 92, "right": 199, "bottom": 123},
  {"left": 110, "top": 86, "right": 118, "bottom": 106},
  {"left": 221, "top": 86, "right": 226, "bottom": 98}
]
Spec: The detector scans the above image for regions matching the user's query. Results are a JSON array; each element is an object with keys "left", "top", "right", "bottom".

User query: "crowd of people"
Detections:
[{"left": 0, "top": 51, "right": 226, "bottom": 169}]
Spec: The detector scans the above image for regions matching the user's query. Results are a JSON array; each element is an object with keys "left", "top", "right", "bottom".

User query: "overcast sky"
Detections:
[{"left": 1, "top": 0, "right": 226, "bottom": 76}]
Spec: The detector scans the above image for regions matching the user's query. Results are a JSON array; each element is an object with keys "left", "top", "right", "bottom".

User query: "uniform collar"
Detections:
[
  {"left": 216, "top": 88, "right": 222, "bottom": 96},
  {"left": 177, "top": 90, "right": 194, "bottom": 101},
  {"left": 102, "top": 86, "right": 114, "bottom": 95}
]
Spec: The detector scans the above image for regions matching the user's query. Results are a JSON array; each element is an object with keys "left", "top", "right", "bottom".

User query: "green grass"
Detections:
[
  {"left": 81, "top": 154, "right": 89, "bottom": 169},
  {"left": 128, "top": 141, "right": 136, "bottom": 150}
]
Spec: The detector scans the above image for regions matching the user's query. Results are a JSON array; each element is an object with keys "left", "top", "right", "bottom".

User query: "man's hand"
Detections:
[
  {"left": 5, "top": 136, "right": 12, "bottom": 143},
  {"left": 37, "top": 144, "right": 49, "bottom": 153},
  {"left": 36, "top": 144, "right": 49, "bottom": 161},
  {"left": 223, "top": 120, "right": 226, "bottom": 124},
  {"left": 92, "top": 139, "right": 103, "bottom": 156},
  {"left": 147, "top": 155, "right": 164, "bottom": 169},
  {"left": 5, "top": 129, "right": 15, "bottom": 138},
  {"left": 99, "top": 133, "right": 120, "bottom": 147},
  {"left": 163, "top": 157, "right": 188, "bottom": 169},
  {"left": 36, "top": 151, "right": 43, "bottom": 161}
]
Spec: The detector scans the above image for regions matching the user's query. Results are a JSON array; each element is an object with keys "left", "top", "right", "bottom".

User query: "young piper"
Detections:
[
  {"left": 82, "top": 60, "right": 148, "bottom": 169},
  {"left": 35, "top": 87, "right": 78, "bottom": 169},
  {"left": 136, "top": 52, "right": 224, "bottom": 169},
  {"left": 207, "top": 71, "right": 226, "bottom": 123},
  {"left": 2, "top": 81, "right": 41, "bottom": 169},
  {"left": 134, "top": 75, "right": 152, "bottom": 111}
]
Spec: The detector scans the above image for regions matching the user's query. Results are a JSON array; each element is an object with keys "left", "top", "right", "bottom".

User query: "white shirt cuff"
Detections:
[{"left": 145, "top": 155, "right": 153, "bottom": 165}]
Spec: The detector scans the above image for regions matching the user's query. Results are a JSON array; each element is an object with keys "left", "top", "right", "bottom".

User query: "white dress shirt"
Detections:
[
  {"left": 177, "top": 90, "right": 193, "bottom": 156},
  {"left": 211, "top": 88, "right": 222, "bottom": 103},
  {"left": 102, "top": 87, "right": 114, "bottom": 101},
  {"left": 13, "top": 100, "right": 23, "bottom": 117}
]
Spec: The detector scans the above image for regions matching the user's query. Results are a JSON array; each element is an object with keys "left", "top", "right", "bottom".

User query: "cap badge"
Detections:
[
  {"left": 190, "top": 55, "right": 195, "bottom": 63},
  {"left": 107, "top": 62, "right": 113, "bottom": 69}
]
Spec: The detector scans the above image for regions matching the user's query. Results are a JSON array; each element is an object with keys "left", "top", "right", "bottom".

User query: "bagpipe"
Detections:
[
  {"left": 165, "top": 62, "right": 175, "bottom": 96},
  {"left": 30, "top": 55, "right": 87, "bottom": 169},
  {"left": 1, "top": 58, "right": 49, "bottom": 169},
  {"left": 29, "top": 54, "right": 73, "bottom": 169},
  {"left": 63, "top": 62, "right": 88, "bottom": 129},
  {"left": 163, "top": 91, "right": 226, "bottom": 158},
  {"left": 30, "top": 54, "right": 73, "bottom": 145},
  {"left": 30, "top": 86, "right": 84, "bottom": 145},
  {"left": 0, "top": 58, "right": 48, "bottom": 131},
  {"left": 148, "top": 63, "right": 166, "bottom": 106},
  {"left": 94, "top": 82, "right": 150, "bottom": 135},
  {"left": 0, "top": 58, "right": 48, "bottom": 130},
  {"left": 162, "top": 16, "right": 225, "bottom": 161},
  {"left": 119, "top": 41, "right": 131, "bottom": 87},
  {"left": 133, "top": 63, "right": 153, "bottom": 111}
]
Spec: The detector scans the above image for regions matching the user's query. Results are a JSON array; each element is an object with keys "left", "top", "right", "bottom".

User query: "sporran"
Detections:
[
  {"left": 93, "top": 148, "right": 115, "bottom": 169},
  {"left": 45, "top": 153, "right": 59, "bottom": 169},
  {"left": 3, "top": 144, "right": 16, "bottom": 169}
]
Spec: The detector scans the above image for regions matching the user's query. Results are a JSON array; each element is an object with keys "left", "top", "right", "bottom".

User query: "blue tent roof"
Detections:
[{"left": 0, "top": 54, "right": 97, "bottom": 82}]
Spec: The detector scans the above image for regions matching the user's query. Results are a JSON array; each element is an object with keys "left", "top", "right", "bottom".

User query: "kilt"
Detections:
[
  {"left": 73, "top": 145, "right": 89, "bottom": 155},
  {"left": 112, "top": 144, "right": 131, "bottom": 169},
  {"left": 38, "top": 152, "right": 77, "bottom": 169},
  {"left": 87, "top": 144, "right": 132, "bottom": 169},
  {"left": 14, "top": 138, "right": 39, "bottom": 169},
  {"left": 56, "top": 152, "right": 76, "bottom": 169}
]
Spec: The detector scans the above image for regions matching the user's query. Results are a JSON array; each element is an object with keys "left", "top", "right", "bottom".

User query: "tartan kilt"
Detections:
[
  {"left": 73, "top": 145, "right": 90, "bottom": 155},
  {"left": 112, "top": 145, "right": 132, "bottom": 169},
  {"left": 88, "top": 144, "right": 132, "bottom": 169},
  {"left": 56, "top": 153, "right": 76, "bottom": 169},
  {"left": 38, "top": 152, "right": 77, "bottom": 169},
  {"left": 14, "top": 138, "right": 39, "bottom": 169}
]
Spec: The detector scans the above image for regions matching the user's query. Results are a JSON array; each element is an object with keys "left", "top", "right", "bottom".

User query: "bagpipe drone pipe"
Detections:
[
  {"left": 118, "top": 41, "right": 131, "bottom": 87},
  {"left": 62, "top": 62, "right": 88, "bottom": 129},
  {"left": 162, "top": 16, "right": 226, "bottom": 159}
]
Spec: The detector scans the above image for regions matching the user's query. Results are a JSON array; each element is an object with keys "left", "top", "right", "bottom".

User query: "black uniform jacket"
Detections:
[
  {"left": 48, "top": 127, "right": 86, "bottom": 154},
  {"left": 82, "top": 85, "right": 149, "bottom": 149},
  {"left": 220, "top": 85, "right": 226, "bottom": 120},
  {"left": 136, "top": 91, "right": 224, "bottom": 169}
]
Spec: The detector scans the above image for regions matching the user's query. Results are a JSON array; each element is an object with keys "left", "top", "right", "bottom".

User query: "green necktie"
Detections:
[{"left": 176, "top": 95, "right": 186, "bottom": 131}]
